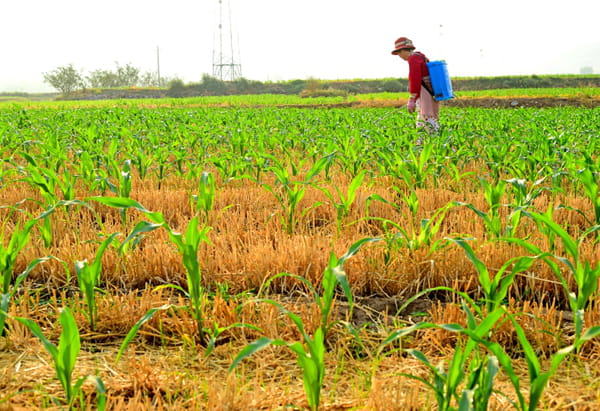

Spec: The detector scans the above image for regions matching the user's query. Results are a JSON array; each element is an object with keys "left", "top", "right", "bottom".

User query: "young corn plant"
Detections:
[
  {"left": 572, "top": 167, "right": 600, "bottom": 227},
  {"left": 229, "top": 237, "right": 378, "bottom": 411},
  {"left": 251, "top": 155, "right": 331, "bottom": 234},
  {"left": 232, "top": 307, "right": 326, "bottom": 410},
  {"left": 14, "top": 307, "right": 85, "bottom": 408},
  {"left": 312, "top": 169, "right": 367, "bottom": 235},
  {"left": 457, "top": 308, "right": 600, "bottom": 411},
  {"left": 366, "top": 194, "right": 455, "bottom": 262},
  {"left": 448, "top": 237, "right": 536, "bottom": 313},
  {"left": 483, "top": 143, "right": 512, "bottom": 182},
  {"left": 438, "top": 141, "right": 477, "bottom": 191},
  {"left": 90, "top": 197, "right": 211, "bottom": 345},
  {"left": 19, "top": 160, "right": 77, "bottom": 247},
  {"left": 377, "top": 142, "right": 436, "bottom": 189},
  {"left": 0, "top": 216, "right": 52, "bottom": 337},
  {"left": 96, "top": 197, "right": 258, "bottom": 361},
  {"left": 504, "top": 177, "right": 549, "bottom": 237},
  {"left": 455, "top": 177, "right": 507, "bottom": 238},
  {"left": 109, "top": 159, "right": 133, "bottom": 226},
  {"left": 366, "top": 186, "right": 419, "bottom": 220},
  {"left": 511, "top": 210, "right": 600, "bottom": 340},
  {"left": 75, "top": 233, "right": 119, "bottom": 331},
  {"left": 191, "top": 171, "right": 216, "bottom": 225},
  {"left": 378, "top": 303, "right": 506, "bottom": 411}
]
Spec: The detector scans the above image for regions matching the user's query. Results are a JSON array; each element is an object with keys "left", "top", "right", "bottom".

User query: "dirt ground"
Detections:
[{"left": 304, "top": 95, "right": 600, "bottom": 109}]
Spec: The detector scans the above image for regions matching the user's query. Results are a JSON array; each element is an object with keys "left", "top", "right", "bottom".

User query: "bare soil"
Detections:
[{"left": 285, "top": 95, "right": 600, "bottom": 109}]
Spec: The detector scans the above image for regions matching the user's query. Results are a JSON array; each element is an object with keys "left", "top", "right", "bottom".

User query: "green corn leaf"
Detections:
[
  {"left": 119, "top": 221, "right": 164, "bottom": 254},
  {"left": 12, "top": 256, "right": 54, "bottom": 292},
  {"left": 88, "top": 196, "right": 165, "bottom": 224},
  {"left": 449, "top": 237, "right": 490, "bottom": 292},
  {"left": 15, "top": 307, "right": 81, "bottom": 402},
  {"left": 94, "top": 375, "right": 107, "bottom": 411},
  {"left": 14, "top": 315, "right": 57, "bottom": 359},
  {"left": 90, "top": 233, "right": 119, "bottom": 281},
  {"left": 528, "top": 211, "right": 578, "bottom": 260},
  {"left": 458, "top": 389, "right": 475, "bottom": 411},
  {"left": 379, "top": 322, "right": 436, "bottom": 354},
  {"left": 116, "top": 304, "right": 173, "bottom": 364},
  {"left": 580, "top": 325, "right": 600, "bottom": 342},
  {"left": 205, "top": 323, "right": 263, "bottom": 357},
  {"left": 56, "top": 307, "right": 80, "bottom": 398},
  {"left": 229, "top": 336, "right": 275, "bottom": 372},
  {"left": 404, "top": 348, "right": 442, "bottom": 377}
]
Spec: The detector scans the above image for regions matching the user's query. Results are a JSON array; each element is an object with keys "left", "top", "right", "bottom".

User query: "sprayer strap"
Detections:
[{"left": 422, "top": 77, "right": 435, "bottom": 97}]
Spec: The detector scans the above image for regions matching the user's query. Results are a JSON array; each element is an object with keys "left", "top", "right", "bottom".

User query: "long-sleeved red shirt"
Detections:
[{"left": 407, "top": 51, "right": 430, "bottom": 97}]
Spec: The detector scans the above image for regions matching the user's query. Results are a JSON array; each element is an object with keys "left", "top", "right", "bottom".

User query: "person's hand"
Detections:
[{"left": 407, "top": 97, "right": 416, "bottom": 113}]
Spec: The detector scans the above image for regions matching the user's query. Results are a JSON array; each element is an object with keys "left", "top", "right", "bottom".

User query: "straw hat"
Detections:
[{"left": 391, "top": 37, "right": 415, "bottom": 54}]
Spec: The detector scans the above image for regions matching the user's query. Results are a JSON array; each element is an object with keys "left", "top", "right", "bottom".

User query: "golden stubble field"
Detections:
[{"left": 1, "top": 162, "right": 600, "bottom": 410}]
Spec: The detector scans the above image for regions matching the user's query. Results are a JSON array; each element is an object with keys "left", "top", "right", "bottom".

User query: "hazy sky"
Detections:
[{"left": 1, "top": 0, "right": 599, "bottom": 93}]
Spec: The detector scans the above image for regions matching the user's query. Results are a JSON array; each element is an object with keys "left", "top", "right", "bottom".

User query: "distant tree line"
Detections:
[
  {"left": 166, "top": 75, "right": 600, "bottom": 98},
  {"left": 42, "top": 63, "right": 600, "bottom": 98},
  {"left": 173, "top": 76, "right": 600, "bottom": 98},
  {"left": 43, "top": 63, "right": 179, "bottom": 94}
]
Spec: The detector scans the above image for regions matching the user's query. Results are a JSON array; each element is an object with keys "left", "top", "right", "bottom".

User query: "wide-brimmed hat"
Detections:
[{"left": 391, "top": 37, "right": 415, "bottom": 54}]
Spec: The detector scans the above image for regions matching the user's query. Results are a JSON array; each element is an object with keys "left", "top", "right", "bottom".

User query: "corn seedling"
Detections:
[
  {"left": 191, "top": 171, "right": 216, "bottom": 225},
  {"left": 0, "top": 215, "right": 50, "bottom": 337},
  {"left": 448, "top": 237, "right": 536, "bottom": 313},
  {"left": 369, "top": 201, "right": 455, "bottom": 262},
  {"left": 91, "top": 197, "right": 213, "bottom": 345},
  {"left": 504, "top": 177, "right": 549, "bottom": 236},
  {"left": 14, "top": 307, "right": 85, "bottom": 408},
  {"left": 377, "top": 142, "right": 436, "bottom": 188},
  {"left": 483, "top": 143, "right": 512, "bottom": 182},
  {"left": 513, "top": 210, "right": 600, "bottom": 340},
  {"left": 231, "top": 317, "right": 325, "bottom": 411},
  {"left": 456, "top": 308, "right": 600, "bottom": 411},
  {"left": 573, "top": 167, "right": 600, "bottom": 227},
  {"left": 378, "top": 304, "right": 506, "bottom": 411},
  {"left": 110, "top": 159, "right": 133, "bottom": 226},
  {"left": 313, "top": 169, "right": 367, "bottom": 235},
  {"left": 366, "top": 185, "right": 418, "bottom": 218},
  {"left": 75, "top": 233, "right": 119, "bottom": 331},
  {"left": 259, "top": 237, "right": 379, "bottom": 334},
  {"left": 230, "top": 237, "right": 377, "bottom": 410},
  {"left": 252, "top": 155, "right": 331, "bottom": 234},
  {"left": 19, "top": 162, "right": 73, "bottom": 247},
  {"left": 455, "top": 177, "right": 507, "bottom": 238}
]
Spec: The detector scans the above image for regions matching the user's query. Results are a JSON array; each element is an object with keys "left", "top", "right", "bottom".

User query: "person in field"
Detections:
[{"left": 391, "top": 37, "right": 440, "bottom": 135}]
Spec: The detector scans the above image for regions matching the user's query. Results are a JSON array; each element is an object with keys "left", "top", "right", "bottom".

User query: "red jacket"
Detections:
[{"left": 407, "top": 51, "right": 430, "bottom": 97}]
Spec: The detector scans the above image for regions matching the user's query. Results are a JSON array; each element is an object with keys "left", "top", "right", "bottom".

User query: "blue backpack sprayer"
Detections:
[{"left": 426, "top": 60, "right": 455, "bottom": 101}]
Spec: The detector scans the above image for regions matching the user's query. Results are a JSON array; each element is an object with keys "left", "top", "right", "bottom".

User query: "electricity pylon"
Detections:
[{"left": 212, "top": 0, "right": 242, "bottom": 81}]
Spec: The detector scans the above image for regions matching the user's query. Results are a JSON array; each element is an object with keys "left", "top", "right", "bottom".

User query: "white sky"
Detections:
[{"left": 1, "top": 0, "right": 599, "bottom": 93}]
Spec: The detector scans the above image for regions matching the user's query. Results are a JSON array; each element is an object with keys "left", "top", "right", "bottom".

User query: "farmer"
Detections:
[{"left": 391, "top": 37, "right": 440, "bottom": 134}]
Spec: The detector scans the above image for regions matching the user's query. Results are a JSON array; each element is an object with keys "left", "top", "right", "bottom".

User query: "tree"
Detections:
[
  {"left": 139, "top": 71, "right": 159, "bottom": 87},
  {"left": 200, "top": 74, "right": 227, "bottom": 95},
  {"left": 115, "top": 63, "right": 140, "bottom": 87},
  {"left": 43, "top": 64, "right": 84, "bottom": 94},
  {"left": 166, "top": 79, "right": 186, "bottom": 97},
  {"left": 87, "top": 69, "right": 119, "bottom": 88}
]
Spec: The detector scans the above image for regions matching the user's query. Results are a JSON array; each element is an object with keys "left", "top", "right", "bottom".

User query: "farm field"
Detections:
[{"left": 1, "top": 92, "right": 600, "bottom": 409}]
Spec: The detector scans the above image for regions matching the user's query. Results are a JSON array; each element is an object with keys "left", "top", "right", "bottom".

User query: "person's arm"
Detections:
[
  {"left": 408, "top": 55, "right": 423, "bottom": 98},
  {"left": 407, "top": 55, "right": 422, "bottom": 112}
]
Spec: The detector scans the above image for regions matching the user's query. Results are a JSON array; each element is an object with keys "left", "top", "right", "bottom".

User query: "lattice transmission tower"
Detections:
[{"left": 212, "top": 0, "right": 242, "bottom": 81}]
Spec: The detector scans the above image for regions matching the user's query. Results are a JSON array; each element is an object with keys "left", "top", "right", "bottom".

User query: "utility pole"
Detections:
[{"left": 212, "top": 0, "right": 242, "bottom": 81}]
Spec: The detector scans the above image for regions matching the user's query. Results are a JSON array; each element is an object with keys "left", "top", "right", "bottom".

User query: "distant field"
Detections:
[{"left": 1, "top": 86, "right": 599, "bottom": 108}]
